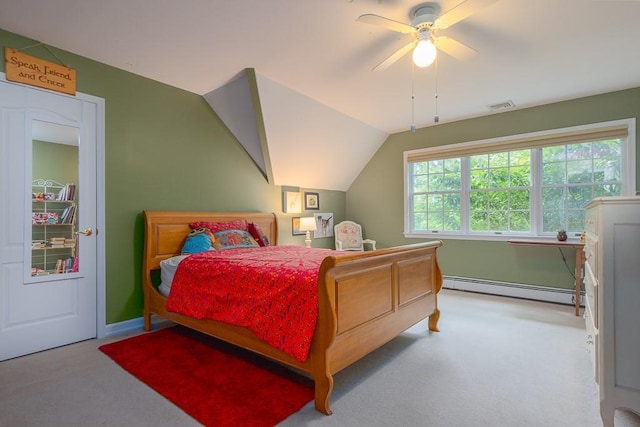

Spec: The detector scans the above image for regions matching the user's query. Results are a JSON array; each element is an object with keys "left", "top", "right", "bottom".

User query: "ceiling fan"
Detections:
[{"left": 358, "top": 0, "right": 498, "bottom": 71}]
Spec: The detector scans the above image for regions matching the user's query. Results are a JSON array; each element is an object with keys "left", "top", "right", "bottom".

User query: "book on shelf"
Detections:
[
  {"left": 59, "top": 205, "right": 76, "bottom": 224},
  {"left": 32, "top": 241, "right": 47, "bottom": 249},
  {"left": 55, "top": 257, "right": 75, "bottom": 274},
  {"left": 56, "top": 183, "right": 76, "bottom": 202}
]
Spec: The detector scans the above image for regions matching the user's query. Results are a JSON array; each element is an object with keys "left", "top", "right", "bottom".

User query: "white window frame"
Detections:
[{"left": 404, "top": 119, "right": 636, "bottom": 241}]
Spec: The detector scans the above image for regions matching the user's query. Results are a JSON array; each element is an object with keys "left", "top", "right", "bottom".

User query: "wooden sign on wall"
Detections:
[{"left": 4, "top": 47, "right": 76, "bottom": 95}]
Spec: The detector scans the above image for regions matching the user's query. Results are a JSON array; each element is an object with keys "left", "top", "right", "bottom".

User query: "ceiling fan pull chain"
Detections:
[
  {"left": 434, "top": 55, "right": 440, "bottom": 124},
  {"left": 411, "top": 62, "right": 416, "bottom": 133}
]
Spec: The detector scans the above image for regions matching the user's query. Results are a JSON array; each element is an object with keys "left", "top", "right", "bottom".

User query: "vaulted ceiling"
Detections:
[{"left": 2, "top": 0, "right": 639, "bottom": 191}]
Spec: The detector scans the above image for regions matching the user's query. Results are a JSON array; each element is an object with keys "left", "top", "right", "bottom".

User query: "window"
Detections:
[{"left": 405, "top": 120, "right": 635, "bottom": 240}]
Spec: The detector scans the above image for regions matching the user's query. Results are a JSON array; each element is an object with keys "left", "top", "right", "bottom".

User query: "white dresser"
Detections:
[{"left": 584, "top": 196, "right": 640, "bottom": 427}]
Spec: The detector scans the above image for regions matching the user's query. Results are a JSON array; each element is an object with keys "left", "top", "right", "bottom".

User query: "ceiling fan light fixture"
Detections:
[{"left": 412, "top": 38, "right": 437, "bottom": 68}]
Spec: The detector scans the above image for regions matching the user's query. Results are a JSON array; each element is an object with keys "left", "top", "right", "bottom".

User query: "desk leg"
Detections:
[{"left": 574, "top": 248, "right": 583, "bottom": 316}]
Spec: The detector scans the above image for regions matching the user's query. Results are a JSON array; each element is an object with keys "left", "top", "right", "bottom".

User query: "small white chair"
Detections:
[{"left": 334, "top": 220, "right": 376, "bottom": 251}]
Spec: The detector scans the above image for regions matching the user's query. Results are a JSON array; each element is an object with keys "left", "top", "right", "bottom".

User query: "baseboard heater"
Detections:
[
  {"left": 443, "top": 276, "right": 584, "bottom": 307},
  {"left": 106, "top": 278, "right": 582, "bottom": 337}
]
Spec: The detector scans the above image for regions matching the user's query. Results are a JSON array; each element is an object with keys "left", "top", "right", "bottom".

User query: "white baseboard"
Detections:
[
  {"left": 104, "top": 315, "right": 173, "bottom": 337},
  {"left": 443, "top": 276, "right": 584, "bottom": 306}
]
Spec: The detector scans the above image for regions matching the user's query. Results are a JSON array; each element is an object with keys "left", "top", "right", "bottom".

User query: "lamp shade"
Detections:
[
  {"left": 299, "top": 217, "right": 317, "bottom": 232},
  {"left": 413, "top": 39, "right": 437, "bottom": 68}
]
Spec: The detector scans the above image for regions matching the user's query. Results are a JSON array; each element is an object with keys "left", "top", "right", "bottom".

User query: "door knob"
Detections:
[{"left": 76, "top": 227, "right": 93, "bottom": 236}]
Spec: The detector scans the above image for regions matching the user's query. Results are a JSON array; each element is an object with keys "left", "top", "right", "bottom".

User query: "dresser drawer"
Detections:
[
  {"left": 584, "top": 297, "right": 598, "bottom": 381},
  {"left": 584, "top": 207, "right": 598, "bottom": 234},
  {"left": 584, "top": 234, "right": 598, "bottom": 278},
  {"left": 583, "top": 262, "right": 598, "bottom": 328}
]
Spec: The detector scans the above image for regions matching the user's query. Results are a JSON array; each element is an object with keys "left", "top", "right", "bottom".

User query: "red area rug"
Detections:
[{"left": 99, "top": 326, "right": 313, "bottom": 426}]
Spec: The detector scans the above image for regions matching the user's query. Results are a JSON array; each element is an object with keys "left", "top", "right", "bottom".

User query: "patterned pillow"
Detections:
[
  {"left": 247, "top": 222, "right": 270, "bottom": 247},
  {"left": 212, "top": 229, "right": 259, "bottom": 250},
  {"left": 190, "top": 219, "right": 248, "bottom": 234}
]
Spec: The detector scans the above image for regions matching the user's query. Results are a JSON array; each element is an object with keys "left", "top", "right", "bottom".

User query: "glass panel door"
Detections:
[{"left": 29, "top": 121, "right": 79, "bottom": 279}]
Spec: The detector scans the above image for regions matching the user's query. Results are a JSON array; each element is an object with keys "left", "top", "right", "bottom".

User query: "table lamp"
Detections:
[{"left": 298, "top": 217, "right": 317, "bottom": 248}]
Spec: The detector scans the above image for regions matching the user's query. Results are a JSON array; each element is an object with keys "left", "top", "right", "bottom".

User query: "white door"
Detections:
[{"left": 0, "top": 78, "right": 102, "bottom": 360}]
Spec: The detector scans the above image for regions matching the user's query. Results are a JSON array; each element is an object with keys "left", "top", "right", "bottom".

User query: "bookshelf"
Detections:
[{"left": 31, "top": 179, "right": 77, "bottom": 276}]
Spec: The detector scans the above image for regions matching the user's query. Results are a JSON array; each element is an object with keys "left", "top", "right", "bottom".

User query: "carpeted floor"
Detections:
[{"left": 1, "top": 289, "right": 639, "bottom": 426}]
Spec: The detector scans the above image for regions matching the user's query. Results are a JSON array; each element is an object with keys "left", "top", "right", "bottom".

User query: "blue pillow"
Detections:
[{"left": 181, "top": 228, "right": 214, "bottom": 254}]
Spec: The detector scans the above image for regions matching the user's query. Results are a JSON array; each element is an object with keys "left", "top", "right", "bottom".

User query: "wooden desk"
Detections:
[{"left": 508, "top": 239, "right": 585, "bottom": 316}]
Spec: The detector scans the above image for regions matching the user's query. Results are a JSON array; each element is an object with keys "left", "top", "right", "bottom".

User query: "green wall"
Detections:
[
  {"left": 1, "top": 29, "right": 345, "bottom": 324},
  {"left": 349, "top": 88, "right": 640, "bottom": 288},
  {"left": 33, "top": 140, "right": 78, "bottom": 184}
]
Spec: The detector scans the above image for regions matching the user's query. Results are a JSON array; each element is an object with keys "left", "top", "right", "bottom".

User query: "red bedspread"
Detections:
[{"left": 166, "top": 246, "right": 342, "bottom": 362}]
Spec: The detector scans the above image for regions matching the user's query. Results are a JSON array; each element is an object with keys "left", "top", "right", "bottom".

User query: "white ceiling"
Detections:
[{"left": 3, "top": 0, "right": 640, "bottom": 189}]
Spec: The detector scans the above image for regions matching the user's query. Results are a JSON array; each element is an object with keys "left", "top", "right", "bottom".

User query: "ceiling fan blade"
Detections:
[
  {"left": 357, "top": 14, "right": 415, "bottom": 34},
  {"left": 372, "top": 41, "right": 416, "bottom": 71},
  {"left": 434, "top": 36, "right": 477, "bottom": 61},
  {"left": 434, "top": 0, "right": 498, "bottom": 29}
]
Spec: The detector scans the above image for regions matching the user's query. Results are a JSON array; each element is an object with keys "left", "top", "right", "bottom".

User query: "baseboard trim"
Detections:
[
  {"left": 104, "top": 315, "right": 173, "bottom": 337},
  {"left": 443, "top": 276, "right": 584, "bottom": 306}
]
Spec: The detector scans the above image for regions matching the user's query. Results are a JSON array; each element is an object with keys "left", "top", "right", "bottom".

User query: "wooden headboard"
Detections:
[{"left": 142, "top": 211, "right": 278, "bottom": 271}]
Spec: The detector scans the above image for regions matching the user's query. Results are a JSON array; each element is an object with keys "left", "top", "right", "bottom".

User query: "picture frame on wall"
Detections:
[
  {"left": 282, "top": 191, "right": 302, "bottom": 213},
  {"left": 313, "top": 213, "right": 334, "bottom": 238},
  {"left": 291, "top": 217, "right": 305, "bottom": 235},
  {"left": 304, "top": 192, "right": 319, "bottom": 210}
]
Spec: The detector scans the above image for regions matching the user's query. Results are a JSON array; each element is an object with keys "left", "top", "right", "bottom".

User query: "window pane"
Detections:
[
  {"left": 470, "top": 211, "right": 488, "bottom": 231},
  {"left": 509, "top": 211, "right": 530, "bottom": 232},
  {"left": 428, "top": 213, "right": 444, "bottom": 230},
  {"left": 414, "top": 213, "right": 427, "bottom": 230},
  {"left": 413, "top": 162, "right": 427, "bottom": 175},
  {"left": 543, "top": 210, "right": 563, "bottom": 233},
  {"left": 470, "top": 155, "right": 488, "bottom": 170},
  {"left": 568, "top": 210, "right": 585, "bottom": 232},
  {"left": 470, "top": 192, "right": 488, "bottom": 210},
  {"left": 567, "top": 142, "right": 592, "bottom": 160},
  {"left": 510, "top": 189, "right": 530, "bottom": 210},
  {"left": 489, "top": 152, "right": 508, "bottom": 167},
  {"left": 444, "top": 158, "right": 461, "bottom": 173},
  {"left": 567, "top": 160, "right": 592, "bottom": 183},
  {"left": 543, "top": 145, "right": 566, "bottom": 163},
  {"left": 428, "top": 159, "right": 443, "bottom": 174},
  {"left": 489, "top": 168, "right": 509, "bottom": 188},
  {"left": 470, "top": 169, "right": 488, "bottom": 189},
  {"left": 488, "top": 190, "right": 508, "bottom": 211},
  {"left": 542, "top": 162, "right": 566, "bottom": 185},
  {"left": 489, "top": 211, "right": 508, "bottom": 231},
  {"left": 510, "top": 150, "right": 530, "bottom": 166},
  {"left": 444, "top": 193, "right": 460, "bottom": 211},
  {"left": 413, "top": 175, "right": 427, "bottom": 192},
  {"left": 510, "top": 165, "right": 531, "bottom": 186},
  {"left": 593, "top": 140, "right": 621, "bottom": 158},
  {"left": 413, "top": 194, "right": 427, "bottom": 211},
  {"left": 567, "top": 186, "right": 592, "bottom": 209}
]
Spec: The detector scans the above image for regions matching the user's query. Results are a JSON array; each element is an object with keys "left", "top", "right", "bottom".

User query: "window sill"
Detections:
[{"left": 403, "top": 232, "right": 583, "bottom": 242}]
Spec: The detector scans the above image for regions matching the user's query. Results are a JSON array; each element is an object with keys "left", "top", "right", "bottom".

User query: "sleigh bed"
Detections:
[{"left": 142, "top": 210, "right": 443, "bottom": 415}]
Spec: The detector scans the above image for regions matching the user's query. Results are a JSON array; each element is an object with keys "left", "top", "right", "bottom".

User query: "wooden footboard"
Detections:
[{"left": 142, "top": 211, "right": 442, "bottom": 415}]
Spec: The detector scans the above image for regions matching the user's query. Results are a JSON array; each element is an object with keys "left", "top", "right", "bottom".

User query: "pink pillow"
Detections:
[
  {"left": 248, "top": 222, "right": 270, "bottom": 247},
  {"left": 190, "top": 219, "right": 248, "bottom": 233}
]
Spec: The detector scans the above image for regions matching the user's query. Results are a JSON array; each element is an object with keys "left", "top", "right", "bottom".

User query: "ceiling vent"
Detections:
[{"left": 488, "top": 100, "right": 515, "bottom": 111}]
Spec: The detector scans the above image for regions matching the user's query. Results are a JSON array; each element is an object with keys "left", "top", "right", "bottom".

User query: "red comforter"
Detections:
[{"left": 166, "top": 245, "right": 342, "bottom": 362}]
